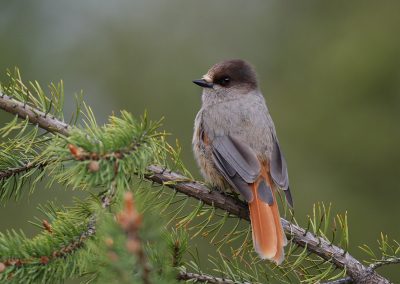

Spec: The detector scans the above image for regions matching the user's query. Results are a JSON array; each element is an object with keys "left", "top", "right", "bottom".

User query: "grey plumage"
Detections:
[
  {"left": 284, "top": 187, "right": 294, "bottom": 208},
  {"left": 270, "top": 138, "right": 293, "bottom": 207},
  {"left": 213, "top": 136, "right": 260, "bottom": 183},
  {"left": 270, "top": 138, "right": 289, "bottom": 189},
  {"left": 212, "top": 135, "right": 261, "bottom": 202},
  {"left": 192, "top": 59, "right": 292, "bottom": 207}
]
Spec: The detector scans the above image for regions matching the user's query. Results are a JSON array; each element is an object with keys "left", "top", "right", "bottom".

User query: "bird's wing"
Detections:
[
  {"left": 270, "top": 137, "right": 293, "bottom": 207},
  {"left": 212, "top": 135, "right": 261, "bottom": 202},
  {"left": 212, "top": 135, "right": 286, "bottom": 263}
]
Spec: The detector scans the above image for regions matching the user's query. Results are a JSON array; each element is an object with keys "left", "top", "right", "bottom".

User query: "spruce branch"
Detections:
[
  {"left": 0, "top": 178, "right": 117, "bottom": 283},
  {"left": 0, "top": 161, "right": 43, "bottom": 179},
  {"left": 0, "top": 117, "right": 52, "bottom": 200},
  {"left": 0, "top": 199, "right": 95, "bottom": 283},
  {"left": 0, "top": 79, "right": 396, "bottom": 283},
  {"left": 167, "top": 229, "right": 188, "bottom": 268}
]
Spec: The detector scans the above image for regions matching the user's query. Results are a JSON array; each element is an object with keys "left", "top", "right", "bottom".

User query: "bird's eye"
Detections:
[{"left": 218, "top": 76, "right": 231, "bottom": 86}]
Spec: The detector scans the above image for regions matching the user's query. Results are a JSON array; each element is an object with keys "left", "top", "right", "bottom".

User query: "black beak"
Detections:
[{"left": 192, "top": 79, "right": 214, "bottom": 88}]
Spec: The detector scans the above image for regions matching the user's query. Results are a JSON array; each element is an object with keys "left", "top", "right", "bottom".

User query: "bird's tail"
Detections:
[{"left": 249, "top": 179, "right": 287, "bottom": 265}]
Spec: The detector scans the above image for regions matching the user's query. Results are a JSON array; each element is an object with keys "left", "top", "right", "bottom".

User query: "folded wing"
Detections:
[
  {"left": 270, "top": 137, "right": 293, "bottom": 207},
  {"left": 212, "top": 135, "right": 260, "bottom": 202}
]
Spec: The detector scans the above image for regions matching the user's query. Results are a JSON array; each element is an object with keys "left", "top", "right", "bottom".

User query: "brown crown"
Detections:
[{"left": 208, "top": 59, "right": 258, "bottom": 89}]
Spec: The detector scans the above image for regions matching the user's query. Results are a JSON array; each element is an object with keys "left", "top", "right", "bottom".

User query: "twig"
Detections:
[
  {"left": 0, "top": 162, "right": 44, "bottom": 180},
  {"left": 322, "top": 276, "right": 353, "bottom": 284},
  {"left": 67, "top": 142, "right": 141, "bottom": 161},
  {"left": 370, "top": 257, "right": 400, "bottom": 270},
  {"left": 0, "top": 92, "right": 394, "bottom": 284},
  {"left": 178, "top": 271, "right": 250, "bottom": 284}
]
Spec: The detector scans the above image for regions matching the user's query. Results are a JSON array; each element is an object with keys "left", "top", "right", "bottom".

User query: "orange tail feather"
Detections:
[{"left": 249, "top": 183, "right": 286, "bottom": 265}]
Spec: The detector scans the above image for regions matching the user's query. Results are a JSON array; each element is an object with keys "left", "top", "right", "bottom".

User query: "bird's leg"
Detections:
[
  {"left": 225, "top": 189, "right": 240, "bottom": 199},
  {"left": 204, "top": 182, "right": 220, "bottom": 193}
]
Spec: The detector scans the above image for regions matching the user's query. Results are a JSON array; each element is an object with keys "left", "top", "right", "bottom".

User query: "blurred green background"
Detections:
[{"left": 0, "top": 1, "right": 399, "bottom": 281}]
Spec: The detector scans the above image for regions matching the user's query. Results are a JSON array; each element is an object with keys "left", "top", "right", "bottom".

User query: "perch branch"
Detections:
[
  {"left": 0, "top": 93, "right": 393, "bottom": 284},
  {"left": 145, "top": 166, "right": 389, "bottom": 284}
]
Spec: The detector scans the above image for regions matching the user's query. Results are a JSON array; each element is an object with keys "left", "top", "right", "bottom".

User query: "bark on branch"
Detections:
[
  {"left": 0, "top": 92, "right": 70, "bottom": 136},
  {"left": 0, "top": 93, "right": 393, "bottom": 284}
]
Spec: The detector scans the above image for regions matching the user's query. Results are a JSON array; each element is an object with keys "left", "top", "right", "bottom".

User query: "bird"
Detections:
[{"left": 192, "top": 59, "right": 292, "bottom": 265}]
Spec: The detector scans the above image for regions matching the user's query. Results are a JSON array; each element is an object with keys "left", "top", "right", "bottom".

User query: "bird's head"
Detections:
[{"left": 193, "top": 59, "right": 259, "bottom": 105}]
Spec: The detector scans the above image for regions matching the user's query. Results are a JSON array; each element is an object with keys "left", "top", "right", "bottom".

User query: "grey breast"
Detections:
[{"left": 202, "top": 93, "right": 275, "bottom": 158}]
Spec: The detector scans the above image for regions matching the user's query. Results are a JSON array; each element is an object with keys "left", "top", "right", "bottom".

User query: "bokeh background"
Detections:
[{"left": 1, "top": 1, "right": 399, "bottom": 281}]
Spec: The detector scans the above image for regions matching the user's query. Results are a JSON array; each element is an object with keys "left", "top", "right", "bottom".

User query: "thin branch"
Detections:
[
  {"left": 370, "top": 257, "right": 400, "bottom": 270},
  {"left": 0, "top": 92, "right": 394, "bottom": 284},
  {"left": 67, "top": 142, "right": 142, "bottom": 161},
  {"left": 178, "top": 271, "right": 250, "bottom": 284},
  {"left": 322, "top": 277, "right": 353, "bottom": 284},
  {"left": 0, "top": 162, "right": 41, "bottom": 179}
]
